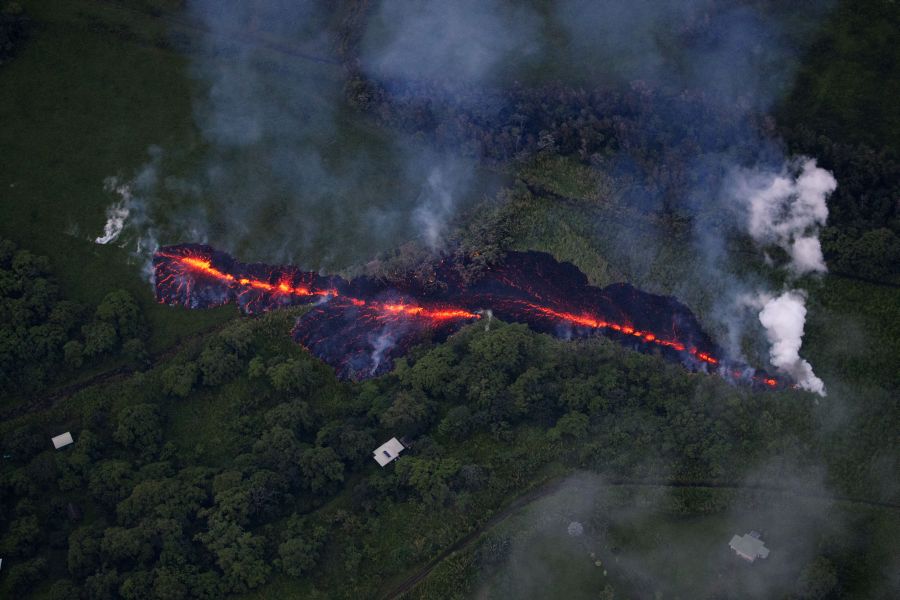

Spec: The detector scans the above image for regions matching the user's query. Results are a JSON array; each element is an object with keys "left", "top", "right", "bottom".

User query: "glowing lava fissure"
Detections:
[{"left": 153, "top": 244, "right": 781, "bottom": 387}]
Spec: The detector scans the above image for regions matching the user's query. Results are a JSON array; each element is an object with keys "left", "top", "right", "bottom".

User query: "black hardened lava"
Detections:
[{"left": 153, "top": 243, "right": 781, "bottom": 387}]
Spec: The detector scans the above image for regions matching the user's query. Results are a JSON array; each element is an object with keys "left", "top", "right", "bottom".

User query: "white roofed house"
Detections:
[
  {"left": 51, "top": 432, "right": 74, "bottom": 450},
  {"left": 373, "top": 437, "right": 404, "bottom": 467},
  {"left": 729, "top": 531, "right": 770, "bottom": 562}
]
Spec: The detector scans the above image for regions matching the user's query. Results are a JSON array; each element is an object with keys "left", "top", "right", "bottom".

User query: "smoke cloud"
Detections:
[
  {"left": 549, "top": 1, "right": 838, "bottom": 388},
  {"left": 94, "top": 182, "right": 131, "bottom": 245},
  {"left": 95, "top": 0, "right": 495, "bottom": 282},
  {"left": 93, "top": 1, "right": 837, "bottom": 385},
  {"left": 733, "top": 158, "right": 836, "bottom": 275},
  {"left": 362, "top": 0, "right": 542, "bottom": 88},
  {"left": 93, "top": 148, "right": 176, "bottom": 280},
  {"left": 724, "top": 158, "right": 835, "bottom": 395},
  {"left": 477, "top": 469, "right": 856, "bottom": 599},
  {"left": 755, "top": 291, "right": 825, "bottom": 395},
  {"left": 411, "top": 157, "right": 474, "bottom": 249}
]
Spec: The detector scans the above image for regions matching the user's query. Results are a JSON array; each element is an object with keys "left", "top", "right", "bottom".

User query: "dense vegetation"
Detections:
[
  {"left": 0, "top": 237, "right": 148, "bottom": 397},
  {"left": 2, "top": 255, "right": 896, "bottom": 597}
]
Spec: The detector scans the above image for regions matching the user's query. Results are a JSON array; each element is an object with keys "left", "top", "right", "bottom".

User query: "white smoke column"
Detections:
[
  {"left": 737, "top": 157, "right": 836, "bottom": 275},
  {"left": 729, "top": 158, "right": 836, "bottom": 395},
  {"left": 93, "top": 160, "right": 169, "bottom": 282},
  {"left": 757, "top": 291, "right": 825, "bottom": 396},
  {"left": 412, "top": 166, "right": 456, "bottom": 249},
  {"left": 370, "top": 328, "right": 397, "bottom": 375},
  {"left": 94, "top": 177, "right": 132, "bottom": 244}
]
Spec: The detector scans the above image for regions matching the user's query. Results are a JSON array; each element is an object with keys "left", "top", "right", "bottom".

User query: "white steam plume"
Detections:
[
  {"left": 412, "top": 167, "right": 456, "bottom": 249},
  {"left": 729, "top": 158, "right": 836, "bottom": 396},
  {"left": 94, "top": 178, "right": 133, "bottom": 245},
  {"left": 756, "top": 291, "right": 825, "bottom": 396},
  {"left": 370, "top": 328, "right": 398, "bottom": 375},
  {"left": 734, "top": 157, "right": 836, "bottom": 275}
]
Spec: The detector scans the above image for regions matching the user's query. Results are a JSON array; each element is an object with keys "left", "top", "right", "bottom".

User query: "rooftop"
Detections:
[
  {"left": 51, "top": 432, "right": 74, "bottom": 450},
  {"left": 729, "top": 533, "right": 770, "bottom": 562},
  {"left": 373, "top": 437, "right": 404, "bottom": 467}
]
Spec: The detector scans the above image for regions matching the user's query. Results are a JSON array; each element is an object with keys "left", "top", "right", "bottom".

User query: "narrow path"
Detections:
[{"left": 379, "top": 478, "right": 900, "bottom": 600}]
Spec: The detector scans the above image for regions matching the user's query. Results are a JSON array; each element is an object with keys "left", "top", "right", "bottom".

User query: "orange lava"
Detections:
[
  {"left": 163, "top": 251, "right": 777, "bottom": 383},
  {"left": 164, "top": 252, "right": 480, "bottom": 322},
  {"left": 532, "top": 306, "right": 693, "bottom": 355},
  {"left": 159, "top": 252, "right": 333, "bottom": 298}
]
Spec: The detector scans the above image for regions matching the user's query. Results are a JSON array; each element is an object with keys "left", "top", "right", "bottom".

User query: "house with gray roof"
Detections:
[{"left": 729, "top": 531, "right": 770, "bottom": 562}]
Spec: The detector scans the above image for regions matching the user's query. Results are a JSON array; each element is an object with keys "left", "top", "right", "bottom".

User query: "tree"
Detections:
[
  {"left": 438, "top": 405, "right": 473, "bottom": 440},
  {"left": 380, "top": 390, "right": 433, "bottom": 434},
  {"left": 114, "top": 403, "right": 162, "bottom": 457},
  {"left": 96, "top": 289, "right": 144, "bottom": 339},
  {"left": 84, "top": 568, "right": 122, "bottom": 600},
  {"left": 277, "top": 520, "right": 328, "bottom": 577},
  {"left": 82, "top": 320, "right": 118, "bottom": 356},
  {"left": 315, "top": 420, "right": 375, "bottom": 462},
  {"left": 395, "top": 457, "right": 460, "bottom": 505},
  {"left": 6, "top": 557, "right": 47, "bottom": 595},
  {"left": 247, "top": 356, "right": 266, "bottom": 379},
  {"left": 198, "top": 340, "right": 242, "bottom": 386},
  {"left": 46, "top": 579, "right": 81, "bottom": 600},
  {"left": 119, "top": 570, "right": 154, "bottom": 600},
  {"left": 210, "top": 470, "right": 285, "bottom": 526},
  {"left": 264, "top": 400, "right": 314, "bottom": 435},
  {"left": 122, "top": 337, "right": 149, "bottom": 368},
  {"left": 116, "top": 476, "right": 207, "bottom": 527},
  {"left": 2, "top": 424, "right": 44, "bottom": 463},
  {"left": 549, "top": 411, "right": 590, "bottom": 440},
  {"left": 152, "top": 567, "right": 190, "bottom": 600},
  {"left": 299, "top": 446, "right": 344, "bottom": 494},
  {"left": 161, "top": 362, "right": 197, "bottom": 398},
  {"left": 267, "top": 357, "right": 313, "bottom": 394},
  {"left": 100, "top": 526, "right": 149, "bottom": 565},
  {"left": 403, "top": 344, "right": 460, "bottom": 399},
  {"left": 68, "top": 525, "right": 103, "bottom": 578},
  {"left": 466, "top": 323, "right": 535, "bottom": 375},
  {"left": 63, "top": 339, "right": 84, "bottom": 368},
  {"left": 253, "top": 426, "right": 303, "bottom": 475},
  {"left": 1, "top": 514, "right": 41, "bottom": 557},
  {"left": 195, "top": 518, "right": 270, "bottom": 593}
]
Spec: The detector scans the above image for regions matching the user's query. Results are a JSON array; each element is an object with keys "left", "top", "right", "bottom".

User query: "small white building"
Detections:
[
  {"left": 373, "top": 437, "right": 404, "bottom": 467},
  {"left": 729, "top": 531, "right": 770, "bottom": 562},
  {"left": 51, "top": 432, "right": 74, "bottom": 450}
]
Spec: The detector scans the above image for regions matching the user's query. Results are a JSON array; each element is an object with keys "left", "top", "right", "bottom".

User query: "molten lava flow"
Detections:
[
  {"left": 153, "top": 244, "right": 783, "bottom": 387},
  {"left": 378, "top": 303, "right": 480, "bottom": 321},
  {"left": 530, "top": 305, "right": 686, "bottom": 352}
]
